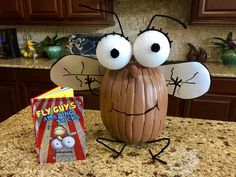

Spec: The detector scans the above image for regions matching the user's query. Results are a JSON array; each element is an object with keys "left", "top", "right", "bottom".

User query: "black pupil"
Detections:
[
  {"left": 110, "top": 48, "right": 119, "bottom": 58},
  {"left": 151, "top": 43, "right": 160, "bottom": 53}
]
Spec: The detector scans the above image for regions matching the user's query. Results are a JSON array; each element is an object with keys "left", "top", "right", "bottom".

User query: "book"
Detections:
[{"left": 30, "top": 86, "right": 86, "bottom": 165}]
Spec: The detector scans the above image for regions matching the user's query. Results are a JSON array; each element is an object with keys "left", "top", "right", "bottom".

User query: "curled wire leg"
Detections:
[
  {"left": 96, "top": 137, "right": 127, "bottom": 158},
  {"left": 147, "top": 138, "right": 170, "bottom": 164}
]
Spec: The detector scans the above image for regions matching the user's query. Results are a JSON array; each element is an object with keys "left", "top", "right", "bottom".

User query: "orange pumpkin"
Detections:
[{"left": 100, "top": 63, "right": 168, "bottom": 144}]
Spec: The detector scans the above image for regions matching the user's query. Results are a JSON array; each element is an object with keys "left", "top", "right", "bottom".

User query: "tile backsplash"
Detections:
[{"left": 1, "top": 0, "right": 236, "bottom": 62}]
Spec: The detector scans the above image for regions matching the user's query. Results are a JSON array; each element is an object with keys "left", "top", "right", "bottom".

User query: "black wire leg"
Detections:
[
  {"left": 96, "top": 137, "right": 127, "bottom": 158},
  {"left": 147, "top": 138, "right": 170, "bottom": 164}
]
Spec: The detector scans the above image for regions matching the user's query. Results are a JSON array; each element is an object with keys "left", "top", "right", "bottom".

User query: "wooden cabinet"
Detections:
[
  {"left": 65, "top": 0, "right": 113, "bottom": 25},
  {"left": 167, "top": 95, "right": 184, "bottom": 117},
  {"left": 184, "top": 94, "right": 236, "bottom": 121},
  {"left": 183, "top": 77, "right": 236, "bottom": 121},
  {"left": 17, "top": 68, "right": 56, "bottom": 106},
  {"left": 0, "top": 82, "right": 21, "bottom": 122},
  {"left": 190, "top": 0, "right": 236, "bottom": 25},
  {"left": 0, "top": 0, "right": 25, "bottom": 24},
  {"left": 0, "top": 68, "right": 56, "bottom": 122},
  {"left": 0, "top": 0, "right": 113, "bottom": 25},
  {"left": 19, "top": 82, "right": 56, "bottom": 106},
  {"left": 0, "top": 68, "right": 20, "bottom": 122},
  {"left": 25, "top": 0, "right": 64, "bottom": 24},
  {"left": 0, "top": 67, "right": 100, "bottom": 122}
]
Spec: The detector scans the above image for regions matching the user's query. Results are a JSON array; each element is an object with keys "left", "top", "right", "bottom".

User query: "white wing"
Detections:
[
  {"left": 159, "top": 62, "right": 211, "bottom": 99},
  {"left": 50, "top": 55, "right": 104, "bottom": 91}
]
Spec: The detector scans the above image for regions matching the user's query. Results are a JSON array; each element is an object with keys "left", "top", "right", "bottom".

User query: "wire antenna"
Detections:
[
  {"left": 146, "top": 14, "right": 187, "bottom": 29},
  {"left": 79, "top": 5, "right": 124, "bottom": 36}
]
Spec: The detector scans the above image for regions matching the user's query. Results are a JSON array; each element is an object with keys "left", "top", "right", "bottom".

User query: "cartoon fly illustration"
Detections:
[{"left": 50, "top": 5, "right": 211, "bottom": 164}]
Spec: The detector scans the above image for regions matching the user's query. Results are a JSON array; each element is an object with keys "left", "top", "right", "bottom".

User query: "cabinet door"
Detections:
[
  {"left": 25, "top": 0, "right": 64, "bottom": 24},
  {"left": 190, "top": 0, "right": 236, "bottom": 25},
  {"left": 65, "top": 0, "right": 114, "bottom": 25},
  {"left": 75, "top": 90, "right": 100, "bottom": 110},
  {"left": 0, "top": 0, "right": 25, "bottom": 24},
  {"left": 0, "top": 82, "right": 21, "bottom": 122},
  {"left": 16, "top": 68, "right": 56, "bottom": 106},
  {"left": 184, "top": 94, "right": 236, "bottom": 121},
  {"left": 19, "top": 82, "right": 56, "bottom": 107},
  {"left": 167, "top": 95, "right": 184, "bottom": 117}
]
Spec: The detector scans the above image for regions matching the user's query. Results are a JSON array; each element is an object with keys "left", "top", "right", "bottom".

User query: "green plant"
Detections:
[
  {"left": 35, "top": 34, "right": 68, "bottom": 58},
  {"left": 36, "top": 34, "right": 68, "bottom": 48},
  {"left": 212, "top": 32, "right": 236, "bottom": 52},
  {"left": 212, "top": 32, "right": 236, "bottom": 65}
]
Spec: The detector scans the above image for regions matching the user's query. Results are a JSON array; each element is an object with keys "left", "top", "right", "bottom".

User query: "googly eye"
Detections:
[
  {"left": 51, "top": 139, "right": 63, "bottom": 150},
  {"left": 62, "top": 136, "right": 75, "bottom": 149},
  {"left": 96, "top": 34, "right": 132, "bottom": 70},
  {"left": 133, "top": 30, "right": 171, "bottom": 67}
]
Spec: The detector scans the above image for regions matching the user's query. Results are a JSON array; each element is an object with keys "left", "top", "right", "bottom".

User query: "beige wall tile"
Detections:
[{"left": 1, "top": 0, "right": 236, "bottom": 62}]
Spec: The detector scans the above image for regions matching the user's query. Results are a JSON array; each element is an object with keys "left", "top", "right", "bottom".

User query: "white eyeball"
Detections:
[
  {"left": 51, "top": 139, "right": 63, "bottom": 150},
  {"left": 133, "top": 30, "right": 171, "bottom": 68},
  {"left": 96, "top": 34, "right": 132, "bottom": 70},
  {"left": 62, "top": 136, "right": 75, "bottom": 149}
]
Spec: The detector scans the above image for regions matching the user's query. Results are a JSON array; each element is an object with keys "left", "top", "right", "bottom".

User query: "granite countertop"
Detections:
[
  {"left": 0, "top": 107, "right": 235, "bottom": 177},
  {"left": 204, "top": 62, "right": 236, "bottom": 78},
  {"left": 0, "top": 57, "right": 54, "bottom": 69},
  {"left": 0, "top": 57, "right": 236, "bottom": 78}
]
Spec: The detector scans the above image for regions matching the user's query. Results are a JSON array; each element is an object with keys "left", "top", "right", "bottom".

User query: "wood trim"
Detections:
[
  {"left": 190, "top": 0, "right": 236, "bottom": 25},
  {"left": 65, "top": 0, "right": 114, "bottom": 25},
  {"left": 0, "top": 0, "right": 114, "bottom": 25},
  {"left": 209, "top": 77, "right": 236, "bottom": 95},
  {"left": 0, "top": 0, "right": 25, "bottom": 20},
  {"left": 183, "top": 93, "right": 236, "bottom": 121},
  {"left": 25, "top": 0, "right": 64, "bottom": 19}
]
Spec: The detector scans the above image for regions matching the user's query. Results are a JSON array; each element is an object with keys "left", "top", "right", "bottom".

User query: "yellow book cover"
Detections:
[{"left": 34, "top": 86, "right": 74, "bottom": 99}]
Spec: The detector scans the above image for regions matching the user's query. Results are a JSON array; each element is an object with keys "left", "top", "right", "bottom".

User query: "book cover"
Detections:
[{"left": 31, "top": 87, "right": 86, "bottom": 165}]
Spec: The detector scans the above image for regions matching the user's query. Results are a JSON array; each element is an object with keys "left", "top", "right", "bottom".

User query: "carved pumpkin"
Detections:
[{"left": 100, "top": 64, "right": 168, "bottom": 144}]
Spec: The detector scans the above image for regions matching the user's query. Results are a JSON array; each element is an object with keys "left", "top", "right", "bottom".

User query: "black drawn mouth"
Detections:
[{"left": 109, "top": 100, "right": 159, "bottom": 116}]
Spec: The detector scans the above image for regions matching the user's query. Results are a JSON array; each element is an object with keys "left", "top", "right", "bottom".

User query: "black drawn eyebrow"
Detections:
[{"left": 138, "top": 28, "right": 173, "bottom": 47}]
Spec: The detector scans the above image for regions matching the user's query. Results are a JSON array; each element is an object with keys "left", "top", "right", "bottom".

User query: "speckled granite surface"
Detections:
[
  {"left": 0, "top": 58, "right": 236, "bottom": 78},
  {"left": 0, "top": 107, "right": 235, "bottom": 177},
  {"left": 0, "top": 57, "right": 54, "bottom": 69},
  {"left": 204, "top": 62, "right": 236, "bottom": 78}
]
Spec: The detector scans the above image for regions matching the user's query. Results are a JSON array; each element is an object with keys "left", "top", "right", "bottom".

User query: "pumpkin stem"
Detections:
[{"left": 129, "top": 63, "right": 141, "bottom": 79}]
